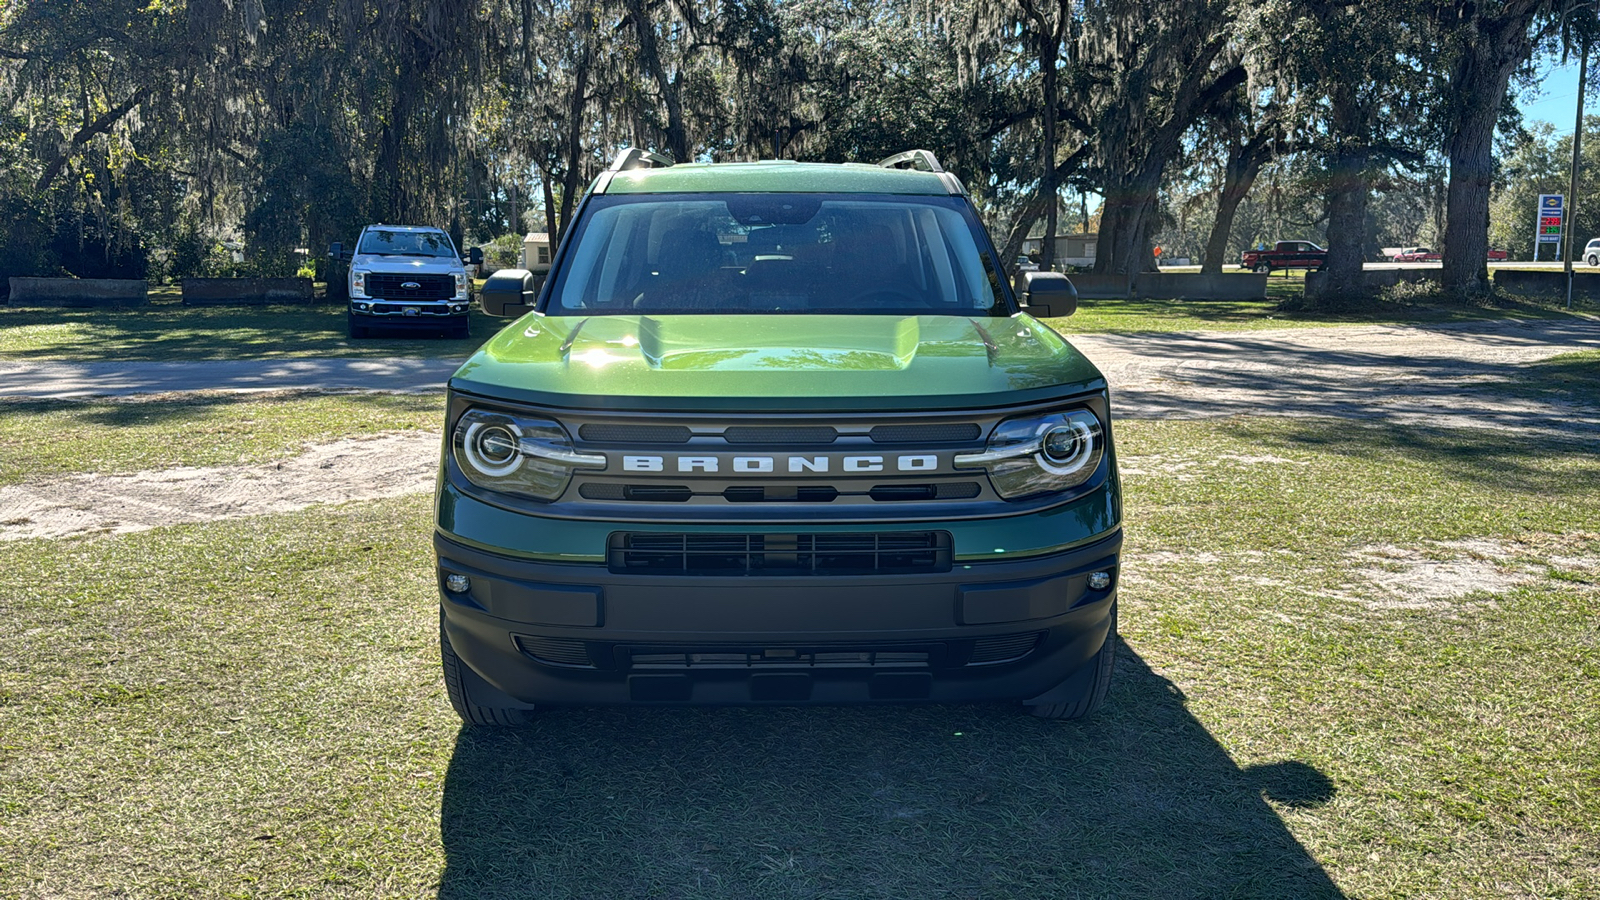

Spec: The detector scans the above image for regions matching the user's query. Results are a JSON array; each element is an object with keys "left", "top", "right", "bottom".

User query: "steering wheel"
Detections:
[{"left": 844, "top": 288, "right": 930, "bottom": 309}]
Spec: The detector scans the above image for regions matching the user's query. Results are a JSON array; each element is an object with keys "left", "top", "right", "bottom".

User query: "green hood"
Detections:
[{"left": 450, "top": 314, "right": 1105, "bottom": 411}]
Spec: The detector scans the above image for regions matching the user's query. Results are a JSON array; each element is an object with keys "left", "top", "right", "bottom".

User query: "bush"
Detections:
[{"left": 482, "top": 233, "right": 524, "bottom": 272}]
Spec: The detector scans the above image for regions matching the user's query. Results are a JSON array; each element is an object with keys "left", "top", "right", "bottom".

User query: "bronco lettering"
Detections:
[{"left": 615, "top": 454, "right": 950, "bottom": 474}]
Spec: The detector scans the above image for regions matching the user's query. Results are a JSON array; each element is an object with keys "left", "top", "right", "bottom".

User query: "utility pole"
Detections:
[{"left": 1567, "top": 36, "right": 1590, "bottom": 310}]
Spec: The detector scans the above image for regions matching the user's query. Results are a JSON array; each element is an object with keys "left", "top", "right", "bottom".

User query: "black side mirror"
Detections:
[
  {"left": 1015, "top": 271, "right": 1078, "bottom": 318},
  {"left": 467, "top": 247, "right": 484, "bottom": 266},
  {"left": 480, "top": 268, "right": 538, "bottom": 317},
  {"left": 328, "top": 242, "right": 344, "bottom": 261}
]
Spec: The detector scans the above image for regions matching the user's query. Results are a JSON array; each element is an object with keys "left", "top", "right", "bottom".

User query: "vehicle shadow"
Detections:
[{"left": 437, "top": 646, "right": 1345, "bottom": 899}]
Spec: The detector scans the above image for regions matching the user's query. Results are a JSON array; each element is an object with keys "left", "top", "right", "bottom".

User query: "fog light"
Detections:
[
  {"left": 445, "top": 574, "right": 470, "bottom": 593},
  {"left": 1087, "top": 571, "right": 1112, "bottom": 590}
]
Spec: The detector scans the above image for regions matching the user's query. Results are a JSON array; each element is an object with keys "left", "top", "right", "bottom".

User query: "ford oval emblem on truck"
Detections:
[{"left": 402, "top": 281, "right": 421, "bottom": 290}]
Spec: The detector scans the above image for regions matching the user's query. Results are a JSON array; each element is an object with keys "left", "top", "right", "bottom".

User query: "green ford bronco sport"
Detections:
[{"left": 435, "top": 149, "right": 1121, "bottom": 723}]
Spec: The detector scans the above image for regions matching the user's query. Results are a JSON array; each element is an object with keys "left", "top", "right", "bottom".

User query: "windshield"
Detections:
[
  {"left": 547, "top": 193, "right": 1008, "bottom": 316},
  {"left": 357, "top": 229, "right": 458, "bottom": 258}
]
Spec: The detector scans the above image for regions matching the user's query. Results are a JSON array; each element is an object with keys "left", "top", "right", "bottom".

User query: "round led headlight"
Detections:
[
  {"left": 452, "top": 408, "right": 605, "bottom": 502},
  {"left": 1039, "top": 420, "right": 1095, "bottom": 474},
  {"left": 955, "top": 408, "right": 1104, "bottom": 500},
  {"left": 462, "top": 420, "right": 522, "bottom": 476}
]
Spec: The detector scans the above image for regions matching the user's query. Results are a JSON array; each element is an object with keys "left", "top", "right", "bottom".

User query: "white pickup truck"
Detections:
[{"left": 329, "top": 225, "right": 482, "bottom": 339}]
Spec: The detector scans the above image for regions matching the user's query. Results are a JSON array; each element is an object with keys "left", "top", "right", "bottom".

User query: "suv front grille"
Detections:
[
  {"left": 608, "top": 532, "right": 952, "bottom": 576},
  {"left": 367, "top": 273, "right": 454, "bottom": 300},
  {"left": 541, "top": 408, "right": 1016, "bottom": 514}
]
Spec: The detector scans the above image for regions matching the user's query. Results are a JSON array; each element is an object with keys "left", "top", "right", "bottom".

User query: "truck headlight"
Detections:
[
  {"left": 453, "top": 409, "right": 605, "bottom": 501},
  {"left": 954, "top": 409, "right": 1104, "bottom": 500},
  {"left": 454, "top": 272, "right": 468, "bottom": 300},
  {"left": 351, "top": 269, "right": 368, "bottom": 298}
]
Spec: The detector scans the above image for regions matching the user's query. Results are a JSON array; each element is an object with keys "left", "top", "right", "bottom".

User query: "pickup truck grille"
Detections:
[
  {"left": 607, "top": 532, "right": 953, "bottom": 576},
  {"left": 367, "top": 273, "right": 453, "bottom": 300}
]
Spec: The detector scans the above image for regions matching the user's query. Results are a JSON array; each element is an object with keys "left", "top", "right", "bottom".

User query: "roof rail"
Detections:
[
  {"left": 877, "top": 150, "right": 945, "bottom": 173},
  {"left": 609, "top": 147, "right": 676, "bottom": 172}
]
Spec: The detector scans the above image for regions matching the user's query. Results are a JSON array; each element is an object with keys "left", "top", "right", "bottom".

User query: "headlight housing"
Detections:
[
  {"left": 452, "top": 409, "right": 605, "bottom": 501},
  {"left": 351, "top": 269, "right": 368, "bottom": 298},
  {"left": 454, "top": 271, "right": 468, "bottom": 300},
  {"left": 954, "top": 409, "right": 1104, "bottom": 500}
]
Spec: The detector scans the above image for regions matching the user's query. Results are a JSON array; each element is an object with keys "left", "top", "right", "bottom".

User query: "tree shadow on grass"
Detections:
[
  {"left": 0, "top": 301, "right": 494, "bottom": 361},
  {"left": 438, "top": 646, "right": 1344, "bottom": 900},
  {"left": 1226, "top": 417, "right": 1600, "bottom": 499},
  {"left": 0, "top": 391, "right": 441, "bottom": 428}
]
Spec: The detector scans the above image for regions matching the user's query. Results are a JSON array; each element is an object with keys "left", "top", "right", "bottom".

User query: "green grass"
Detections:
[
  {"left": 0, "top": 298, "right": 501, "bottom": 361},
  {"left": 1, "top": 387, "right": 1598, "bottom": 896},
  {"left": 1052, "top": 290, "right": 1587, "bottom": 334},
  {"left": 1506, "top": 350, "right": 1600, "bottom": 403},
  {"left": 0, "top": 392, "right": 445, "bottom": 486},
  {"left": 4, "top": 284, "right": 1590, "bottom": 363}
]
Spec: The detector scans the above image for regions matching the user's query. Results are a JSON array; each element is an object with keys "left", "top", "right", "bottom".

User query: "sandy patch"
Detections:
[
  {"left": 1120, "top": 453, "right": 1309, "bottom": 479},
  {"left": 0, "top": 432, "right": 439, "bottom": 541},
  {"left": 1345, "top": 538, "right": 1594, "bottom": 610}
]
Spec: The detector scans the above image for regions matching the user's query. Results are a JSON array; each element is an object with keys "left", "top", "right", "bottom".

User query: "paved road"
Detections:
[{"left": 0, "top": 357, "right": 463, "bottom": 399}]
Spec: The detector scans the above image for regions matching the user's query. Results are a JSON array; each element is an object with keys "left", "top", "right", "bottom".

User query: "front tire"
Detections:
[
  {"left": 1588, "top": 253, "right": 1598, "bottom": 267},
  {"left": 346, "top": 312, "right": 370, "bottom": 339},
  {"left": 1028, "top": 605, "right": 1117, "bottom": 720},
  {"left": 1253, "top": 263, "right": 1270, "bottom": 274},
  {"left": 440, "top": 614, "right": 530, "bottom": 726}
]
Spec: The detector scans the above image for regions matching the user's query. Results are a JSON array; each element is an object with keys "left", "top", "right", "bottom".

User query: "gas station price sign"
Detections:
[{"left": 1537, "top": 194, "right": 1565, "bottom": 244}]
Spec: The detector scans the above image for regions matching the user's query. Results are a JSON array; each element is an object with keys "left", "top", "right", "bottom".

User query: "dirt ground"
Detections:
[
  {"left": 1066, "top": 317, "right": 1600, "bottom": 433},
  {"left": 3, "top": 317, "right": 1596, "bottom": 544},
  {"left": 0, "top": 433, "right": 437, "bottom": 541}
]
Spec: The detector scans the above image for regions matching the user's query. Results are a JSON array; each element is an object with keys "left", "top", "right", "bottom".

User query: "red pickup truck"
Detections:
[{"left": 1240, "top": 241, "right": 1328, "bottom": 273}]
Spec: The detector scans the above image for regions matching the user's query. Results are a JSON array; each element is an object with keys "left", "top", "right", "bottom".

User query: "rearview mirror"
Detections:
[
  {"left": 480, "top": 268, "right": 539, "bottom": 317},
  {"left": 467, "top": 247, "right": 484, "bottom": 266},
  {"left": 328, "top": 242, "right": 344, "bottom": 261},
  {"left": 1015, "top": 271, "right": 1078, "bottom": 318}
]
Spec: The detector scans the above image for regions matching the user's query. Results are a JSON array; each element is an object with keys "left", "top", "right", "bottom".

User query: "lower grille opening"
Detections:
[
  {"left": 723, "top": 485, "right": 839, "bottom": 503},
  {"left": 608, "top": 531, "right": 953, "bottom": 576},
  {"left": 628, "top": 645, "right": 933, "bottom": 670},
  {"left": 869, "top": 484, "right": 937, "bottom": 501},
  {"left": 515, "top": 636, "right": 595, "bottom": 668},
  {"left": 967, "top": 633, "right": 1044, "bottom": 666}
]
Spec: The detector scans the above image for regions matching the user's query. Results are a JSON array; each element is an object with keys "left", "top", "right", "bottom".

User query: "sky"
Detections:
[{"left": 1518, "top": 57, "right": 1585, "bottom": 132}]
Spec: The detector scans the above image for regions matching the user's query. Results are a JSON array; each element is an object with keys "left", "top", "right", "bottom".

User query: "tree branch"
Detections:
[{"left": 34, "top": 86, "right": 152, "bottom": 193}]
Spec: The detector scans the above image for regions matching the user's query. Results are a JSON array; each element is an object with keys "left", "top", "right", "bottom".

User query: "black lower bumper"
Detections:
[
  {"left": 350, "top": 308, "right": 467, "bottom": 330},
  {"left": 435, "top": 530, "right": 1122, "bottom": 708}
]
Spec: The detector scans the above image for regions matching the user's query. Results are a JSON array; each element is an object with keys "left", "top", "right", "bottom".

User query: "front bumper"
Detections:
[
  {"left": 350, "top": 299, "right": 468, "bottom": 324},
  {"left": 435, "top": 529, "right": 1121, "bottom": 708}
]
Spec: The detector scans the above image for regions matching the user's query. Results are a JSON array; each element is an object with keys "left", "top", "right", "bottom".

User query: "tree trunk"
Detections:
[
  {"left": 541, "top": 171, "right": 557, "bottom": 245},
  {"left": 557, "top": 34, "right": 593, "bottom": 243},
  {"left": 1201, "top": 131, "right": 1273, "bottom": 275},
  {"left": 627, "top": 0, "right": 689, "bottom": 162},
  {"left": 1032, "top": 8, "right": 1062, "bottom": 272},
  {"left": 1093, "top": 164, "right": 1162, "bottom": 277},
  {"left": 1320, "top": 144, "right": 1370, "bottom": 301},
  {"left": 1441, "top": 37, "right": 1523, "bottom": 296},
  {"left": 1000, "top": 147, "right": 1092, "bottom": 271}
]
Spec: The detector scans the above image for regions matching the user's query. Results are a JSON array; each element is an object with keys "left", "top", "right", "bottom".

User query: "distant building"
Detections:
[
  {"left": 1021, "top": 232, "right": 1097, "bottom": 267},
  {"left": 521, "top": 233, "right": 552, "bottom": 272}
]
